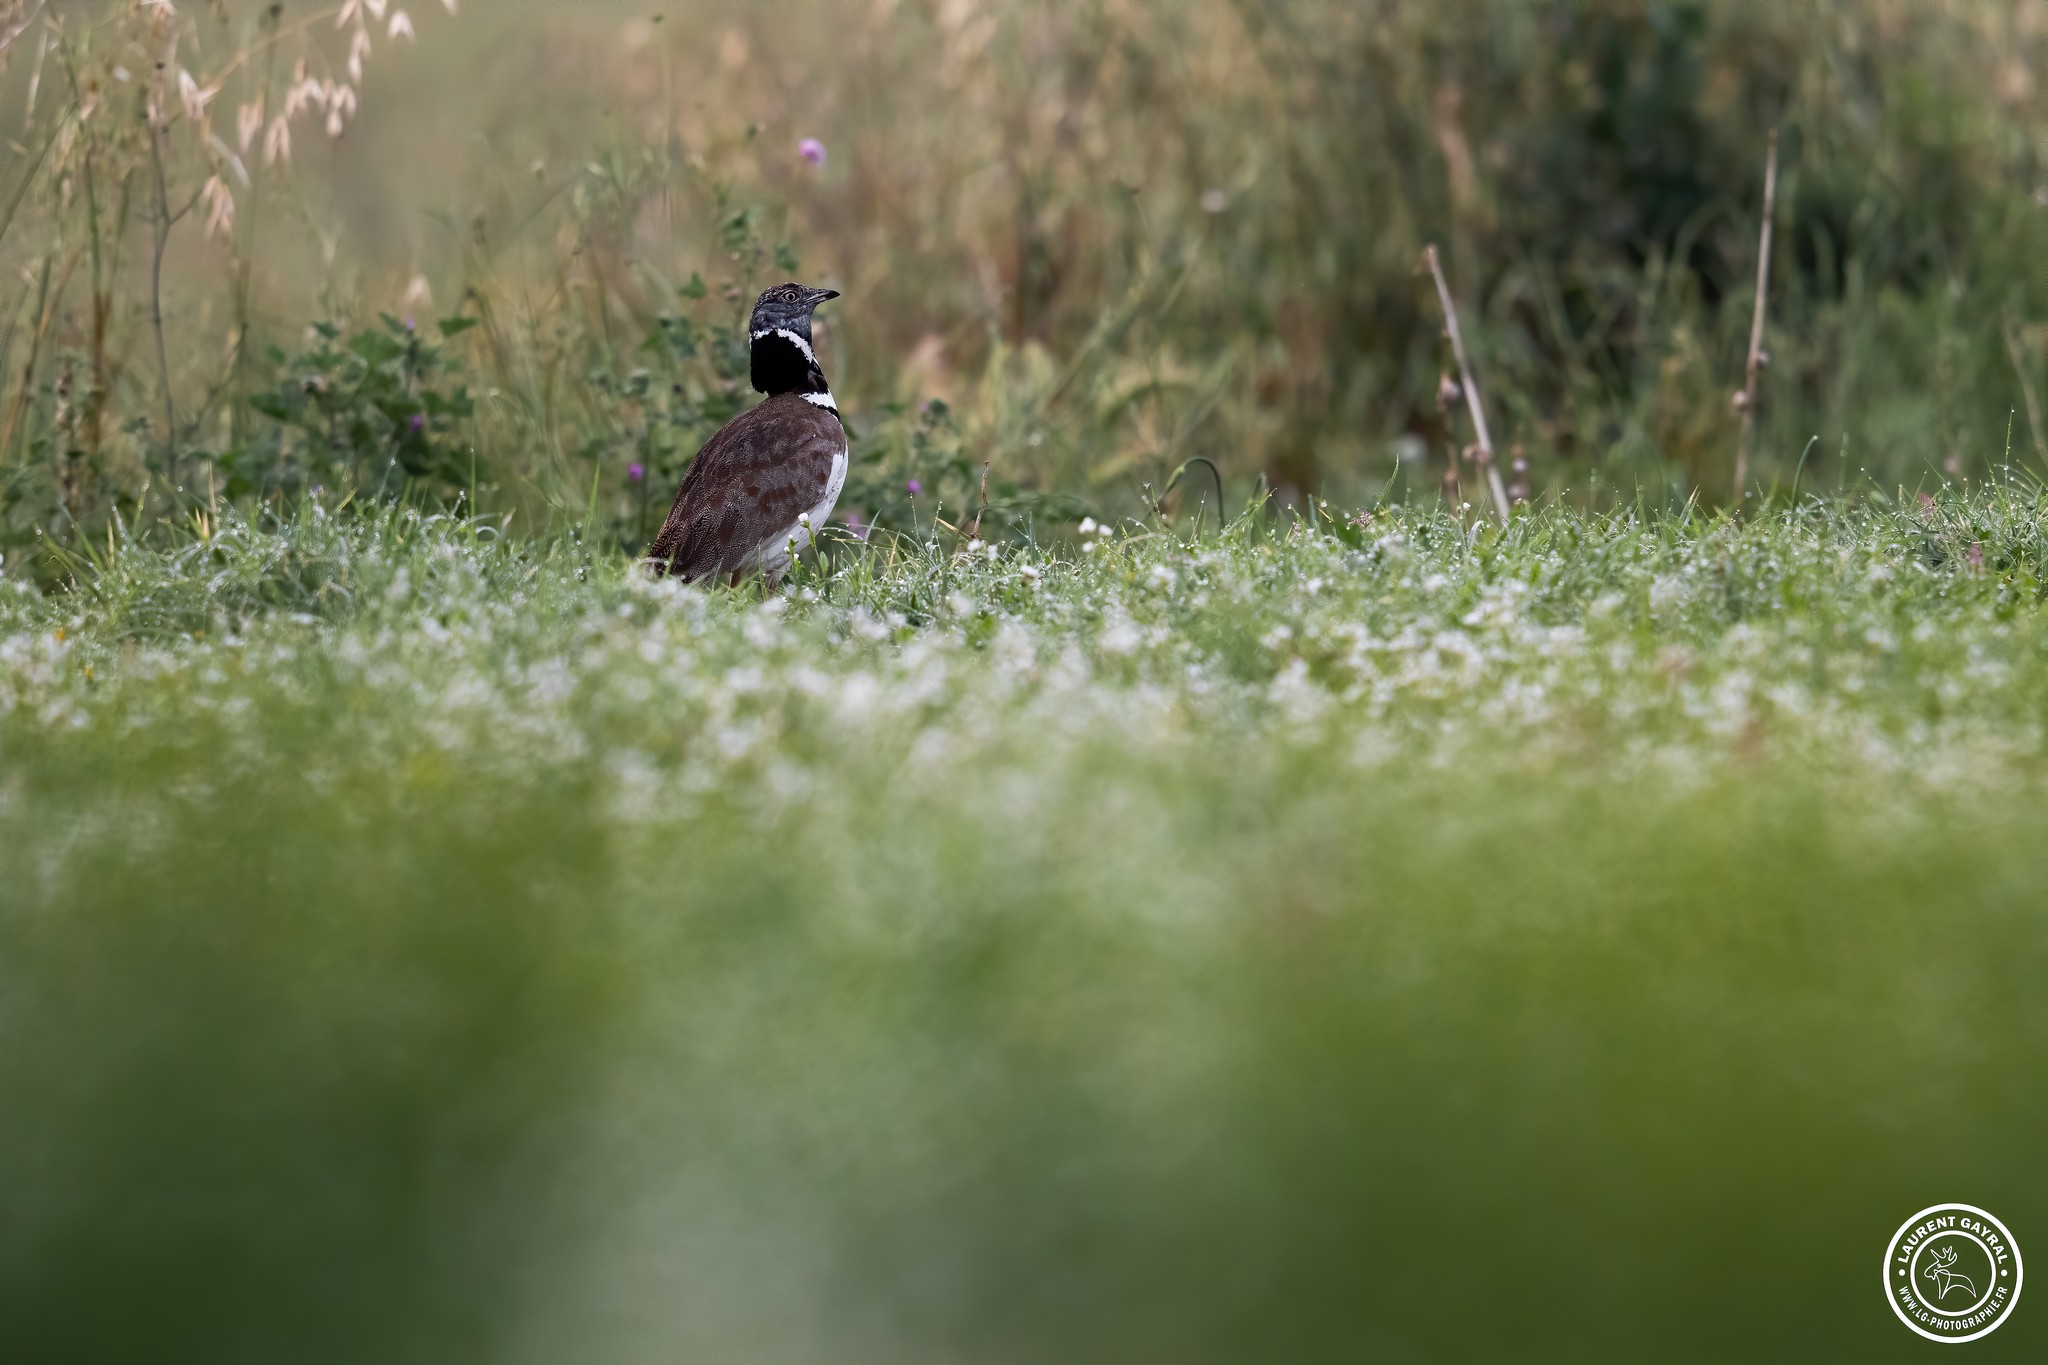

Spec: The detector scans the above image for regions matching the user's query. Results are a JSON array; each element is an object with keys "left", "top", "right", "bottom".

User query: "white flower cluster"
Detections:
[{"left": 3, "top": 501, "right": 2044, "bottom": 869}]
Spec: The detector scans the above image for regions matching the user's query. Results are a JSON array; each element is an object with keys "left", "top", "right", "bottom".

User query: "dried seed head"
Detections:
[
  {"left": 178, "top": 69, "right": 220, "bottom": 125},
  {"left": 326, "top": 83, "right": 359, "bottom": 139},
  {"left": 237, "top": 97, "right": 264, "bottom": 152},
  {"left": 264, "top": 113, "right": 292, "bottom": 166},
  {"left": 201, "top": 176, "right": 235, "bottom": 239},
  {"left": 285, "top": 69, "right": 324, "bottom": 120},
  {"left": 348, "top": 28, "right": 372, "bottom": 84},
  {"left": 1437, "top": 373, "right": 1463, "bottom": 411}
]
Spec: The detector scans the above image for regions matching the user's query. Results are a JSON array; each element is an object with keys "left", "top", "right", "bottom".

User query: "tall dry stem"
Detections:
[
  {"left": 147, "top": 122, "right": 178, "bottom": 484},
  {"left": 1424, "top": 244, "right": 1511, "bottom": 522},
  {"left": 1732, "top": 129, "right": 1779, "bottom": 506}
]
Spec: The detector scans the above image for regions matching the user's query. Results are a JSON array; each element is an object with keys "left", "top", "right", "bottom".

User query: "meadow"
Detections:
[
  {"left": 6, "top": 493, "right": 2048, "bottom": 1360},
  {"left": 3, "top": 1, "right": 2048, "bottom": 1361}
]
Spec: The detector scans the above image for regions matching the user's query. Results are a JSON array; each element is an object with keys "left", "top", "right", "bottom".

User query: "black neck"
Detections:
[{"left": 750, "top": 331, "right": 830, "bottom": 398}]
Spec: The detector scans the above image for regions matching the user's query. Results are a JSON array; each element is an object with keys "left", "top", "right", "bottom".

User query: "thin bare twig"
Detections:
[
  {"left": 1732, "top": 129, "right": 1779, "bottom": 507},
  {"left": 147, "top": 119, "right": 177, "bottom": 486},
  {"left": 1423, "top": 244, "right": 1511, "bottom": 522},
  {"left": 1, "top": 247, "right": 79, "bottom": 462}
]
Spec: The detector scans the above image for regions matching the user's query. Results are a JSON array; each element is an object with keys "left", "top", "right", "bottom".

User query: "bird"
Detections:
[{"left": 646, "top": 282, "right": 846, "bottom": 588}]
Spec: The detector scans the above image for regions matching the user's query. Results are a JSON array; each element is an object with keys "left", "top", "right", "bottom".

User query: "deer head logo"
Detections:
[{"left": 1923, "top": 1245, "right": 1979, "bottom": 1302}]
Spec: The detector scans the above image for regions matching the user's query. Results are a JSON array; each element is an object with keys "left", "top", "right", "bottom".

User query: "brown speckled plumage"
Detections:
[
  {"left": 645, "top": 283, "right": 846, "bottom": 587},
  {"left": 646, "top": 392, "right": 845, "bottom": 584}
]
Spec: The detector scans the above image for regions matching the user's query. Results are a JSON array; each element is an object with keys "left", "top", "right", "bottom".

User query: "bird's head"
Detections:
[{"left": 749, "top": 283, "right": 839, "bottom": 346}]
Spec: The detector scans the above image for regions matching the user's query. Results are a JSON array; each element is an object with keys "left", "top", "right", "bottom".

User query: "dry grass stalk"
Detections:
[
  {"left": 964, "top": 458, "right": 991, "bottom": 541},
  {"left": 1731, "top": 129, "right": 1779, "bottom": 506},
  {"left": 1998, "top": 318, "right": 2048, "bottom": 469},
  {"left": 1423, "top": 244, "right": 1511, "bottom": 522}
]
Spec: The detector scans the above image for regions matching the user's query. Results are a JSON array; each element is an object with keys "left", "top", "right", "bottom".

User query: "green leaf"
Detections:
[
  {"left": 349, "top": 330, "right": 406, "bottom": 366},
  {"left": 438, "top": 317, "right": 480, "bottom": 338}
]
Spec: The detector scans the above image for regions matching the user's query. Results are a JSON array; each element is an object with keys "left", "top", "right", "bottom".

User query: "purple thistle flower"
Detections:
[
  {"left": 628, "top": 462, "right": 646, "bottom": 483},
  {"left": 404, "top": 317, "right": 417, "bottom": 333},
  {"left": 798, "top": 138, "right": 827, "bottom": 167},
  {"left": 906, "top": 478, "right": 922, "bottom": 496},
  {"left": 407, "top": 413, "right": 425, "bottom": 435},
  {"left": 841, "top": 509, "right": 872, "bottom": 542}
]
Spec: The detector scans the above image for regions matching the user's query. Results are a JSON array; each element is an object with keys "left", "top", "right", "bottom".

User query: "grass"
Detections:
[{"left": 4, "top": 491, "right": 2047, "bottom": 1361}]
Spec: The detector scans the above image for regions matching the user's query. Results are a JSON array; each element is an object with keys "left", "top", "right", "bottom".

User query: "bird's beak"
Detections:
[{"left": 809, "top": 288, "right": 841, "bottom": 305}]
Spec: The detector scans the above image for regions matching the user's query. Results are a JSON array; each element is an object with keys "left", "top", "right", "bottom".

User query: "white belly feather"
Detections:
[{"left": 750, "top": 428, "right": 848, "bottom": 575}]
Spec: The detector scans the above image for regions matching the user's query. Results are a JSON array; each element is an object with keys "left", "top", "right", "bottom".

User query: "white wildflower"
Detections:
[{"left": 1099, "top": 610, "right": 1142, "bottom": 657}]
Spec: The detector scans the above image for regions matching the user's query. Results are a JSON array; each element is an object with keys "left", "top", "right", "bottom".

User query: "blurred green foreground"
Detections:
[{"left": 3, "top": 496, "right": 2046, "bottom": 1361}]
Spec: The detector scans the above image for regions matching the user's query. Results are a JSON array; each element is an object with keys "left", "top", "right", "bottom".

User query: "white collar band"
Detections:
[{"left": 752, "top": 328, "right": 819, "bottom": 366}]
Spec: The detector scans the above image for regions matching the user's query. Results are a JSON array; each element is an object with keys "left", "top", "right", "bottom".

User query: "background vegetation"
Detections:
[{"left": 1, "top": 0, "right": 2045, "bottom": 555}]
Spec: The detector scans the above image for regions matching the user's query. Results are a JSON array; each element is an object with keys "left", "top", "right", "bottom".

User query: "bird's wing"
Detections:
[{"left": 647, "top": 394, "right": 844, "bottom": 580}]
